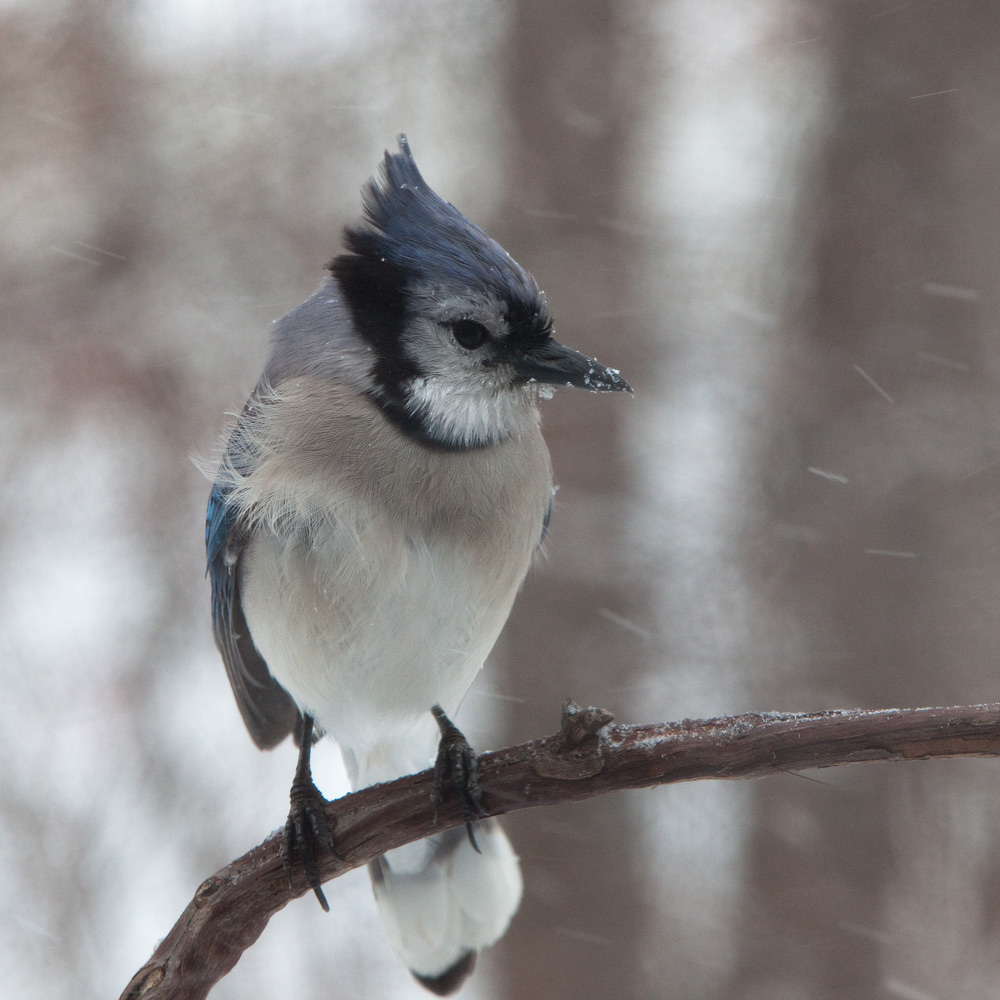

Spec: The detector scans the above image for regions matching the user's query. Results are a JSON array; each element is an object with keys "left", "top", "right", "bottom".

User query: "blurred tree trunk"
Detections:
[
  {"left": 495, "top": 2, "right": 654, "bottom": 998},
  {"left": 729, "top": 3, "right": 1000, "bottom": 996}
]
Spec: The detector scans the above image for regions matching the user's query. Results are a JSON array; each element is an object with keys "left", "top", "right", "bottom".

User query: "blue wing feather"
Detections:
[
  {"left": 205, "top": 481, "right": 232, "bottom": 571},
  {"left": 207, "top": 421, "right": 299, "bottom": 750}
]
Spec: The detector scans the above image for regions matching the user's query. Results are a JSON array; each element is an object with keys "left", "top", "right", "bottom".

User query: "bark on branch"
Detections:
[{"left": 121, "top": 701, "right": 1000, "bottom": 1000}]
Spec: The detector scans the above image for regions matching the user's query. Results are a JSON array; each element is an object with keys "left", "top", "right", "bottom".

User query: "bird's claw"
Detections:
[
  {"left": 283, "top": 715, "right": 338, "bottom": 911},
  {"left": 430, "top": 704, "right": 487, "bottom": 853},
  {"left": 283, "top": 775, "right": 337, "bottom": 911}
]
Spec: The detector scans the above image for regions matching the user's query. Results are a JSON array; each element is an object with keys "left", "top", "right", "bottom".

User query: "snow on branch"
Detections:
[{"left": 120, "top": 701, "right": 1000, "bottom": 1000}]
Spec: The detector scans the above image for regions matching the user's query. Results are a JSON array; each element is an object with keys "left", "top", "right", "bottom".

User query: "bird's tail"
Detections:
[{"left": 368, "top": 818, "right": 522, "bottom": 995}]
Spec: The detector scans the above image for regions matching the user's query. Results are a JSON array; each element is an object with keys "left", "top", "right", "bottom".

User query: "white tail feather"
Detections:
[{"left": 369, "top": 819, "right": 522, "bottom": 988}]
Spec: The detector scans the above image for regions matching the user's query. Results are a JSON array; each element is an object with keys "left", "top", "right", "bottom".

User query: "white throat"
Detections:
[{"left": 406, "top": 376, "right": 547, "bottom": 448}]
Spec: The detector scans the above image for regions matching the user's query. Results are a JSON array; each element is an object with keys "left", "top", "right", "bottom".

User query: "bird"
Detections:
[{"left": 206, "top": 135, "right": 630, "bottom": 994}]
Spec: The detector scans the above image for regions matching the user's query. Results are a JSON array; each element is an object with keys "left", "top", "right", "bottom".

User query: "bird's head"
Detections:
[{"left": 330, "top": 135, "right": 630, "bottom": 451}]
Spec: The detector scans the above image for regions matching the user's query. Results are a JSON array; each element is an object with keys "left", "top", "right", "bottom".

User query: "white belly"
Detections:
[{"left": 240, "top": 518, "right": 530, "bottom": 787}]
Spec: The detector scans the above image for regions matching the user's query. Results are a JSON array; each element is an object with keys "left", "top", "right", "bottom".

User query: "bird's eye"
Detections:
[{"left": 450, "top": 320, "right": 490, "bottom": 351}]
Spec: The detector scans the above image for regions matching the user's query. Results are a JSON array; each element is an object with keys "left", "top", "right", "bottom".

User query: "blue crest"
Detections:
[{"left": 331, "top": 136, "right": 551, "bottom": 344}]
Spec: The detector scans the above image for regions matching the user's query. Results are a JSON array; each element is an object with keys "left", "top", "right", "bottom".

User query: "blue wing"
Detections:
[{"left": 207, "top": 448, "right": 299, "bottom": 750}]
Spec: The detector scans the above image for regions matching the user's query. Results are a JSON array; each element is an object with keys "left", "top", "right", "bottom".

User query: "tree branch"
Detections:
[{"left": 121, "top": 701, "right": 1000, "bottom": 1000}]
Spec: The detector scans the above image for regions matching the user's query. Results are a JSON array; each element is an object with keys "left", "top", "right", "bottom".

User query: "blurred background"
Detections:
[{"left": 4, "top": 0, "right": 1000, "bottom": 997}]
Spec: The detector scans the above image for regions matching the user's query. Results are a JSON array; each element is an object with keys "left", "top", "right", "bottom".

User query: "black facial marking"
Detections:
[
  {"left": 502, "top": 300, "right": 555, "bottom": 358},
  {"left": 329, "top": 252, "right": 420, "bottom": 408},
  {"left": 329, "top": 252, "right": 408, "bottom": 358}
]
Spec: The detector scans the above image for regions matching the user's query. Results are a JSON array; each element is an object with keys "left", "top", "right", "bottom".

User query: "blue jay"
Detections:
[{"left": 206, "top": 136, "right": 630, "bottom": 994}]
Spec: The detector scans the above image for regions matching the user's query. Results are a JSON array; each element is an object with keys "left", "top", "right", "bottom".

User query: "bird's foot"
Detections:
[
  {"left": 283, "top": 773, "right": 337, "bottom": 911},
  {"left": 430, "top": 704, "right": 487, "bottom": 853},
  {"left": 283, "top": 714, "right": 337, "bottom": 911}
]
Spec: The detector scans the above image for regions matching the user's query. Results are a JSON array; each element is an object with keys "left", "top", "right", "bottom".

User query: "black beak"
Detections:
[{"left": 515, "top": 339, "right": 632, "bottom": 393}]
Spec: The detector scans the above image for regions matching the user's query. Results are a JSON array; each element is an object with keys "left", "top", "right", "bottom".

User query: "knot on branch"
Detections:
[
  {"left": 123, "top": 965, "right": 164, "bottom": 998},
  {"left": 195, "top": 876, "right": 224, "bottom": 906},
  {"left": 530, "top": 699, "right": 615, "bottom": 780},
  {"left": 560, "top": 699, "right": 615, "bottom": 747}
]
